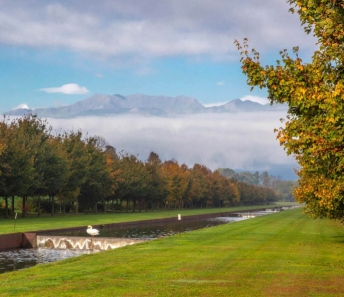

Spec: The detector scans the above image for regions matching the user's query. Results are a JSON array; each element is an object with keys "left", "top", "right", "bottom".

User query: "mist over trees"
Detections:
[
  {"left": 0, "top": 115, "right": 295, "bottom": 217},
  {"left": 217, "top": 168, "right": 296, "bottom": 202}
]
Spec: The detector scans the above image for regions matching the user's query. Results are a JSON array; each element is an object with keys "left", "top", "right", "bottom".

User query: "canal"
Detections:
[{"left": 0, "top": 208, "right": 289, "bottom": 274}]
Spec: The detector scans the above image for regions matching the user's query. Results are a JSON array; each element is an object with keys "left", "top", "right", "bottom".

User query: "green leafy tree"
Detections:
[
  {"left": 43, "top": 136, "right": 69, "bottom": 216},
  {"left": 79, "top": 136, "right": 111, "bottom": 213},
  {"left": 114, "top": 152, "right": 150, "bottom": 212},
  {"left": 59, "top": 131, "right": 89, "bottom": 214},
  {"left": 0, "top": 115, "right": 48, "bottom": 217},
  {"left": 0, "top": 120, "right": 10, "bottom": 217}
]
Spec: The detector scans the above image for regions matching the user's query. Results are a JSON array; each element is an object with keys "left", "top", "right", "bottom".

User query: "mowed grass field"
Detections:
[
  {"left": 1, "top": 207, "right": 344, "bottom": 296},
  {"left": 0, "top": 204, "right": 290, "bottom": 234}
]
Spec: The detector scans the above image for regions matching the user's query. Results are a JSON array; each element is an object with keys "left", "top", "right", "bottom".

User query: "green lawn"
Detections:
[
  {"left": 1, "top": 207, "right": 343, "bottom": 296},
  {"left": 0, "top": 204, "right": 293, "bottom": 234}
]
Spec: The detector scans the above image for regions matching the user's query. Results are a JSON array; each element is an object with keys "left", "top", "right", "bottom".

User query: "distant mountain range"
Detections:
[{"left": 4, "top": 94, "right": 287, "bottom": 118}]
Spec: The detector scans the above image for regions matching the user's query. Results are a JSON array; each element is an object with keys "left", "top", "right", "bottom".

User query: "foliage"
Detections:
[
  {"left": 235, "top": 0, "right": 344, "bottom": 219},
  {"left": 0, "top": 115, "right": 287, "bottom": 216},
  {"left": 79, "top": 136, "right": 111, "bottom": 213},
  {"left": 218, "top": 168, "right": 295, "bottom": 202}
]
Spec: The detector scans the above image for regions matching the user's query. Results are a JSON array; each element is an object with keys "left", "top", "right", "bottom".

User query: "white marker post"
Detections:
[
  {"left": 14, "top": 213, "right": 17, "bottom": 230},
  {"left": 178, "top": 214, "right": 181, "bottom": 236}
]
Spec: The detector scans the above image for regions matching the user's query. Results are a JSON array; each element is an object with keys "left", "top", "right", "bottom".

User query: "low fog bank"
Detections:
[{"left": 48, "top": 112, "right": 298, "bottom": 180}]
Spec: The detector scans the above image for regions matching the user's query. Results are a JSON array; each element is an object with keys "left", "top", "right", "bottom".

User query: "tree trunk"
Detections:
[
  {"left": 94, "top": 202, "right": 97, "bottom": 214},
  {"left": 22, "top": 196, "right": 26, "bottom": 218},
  {"left": 51, "top": 195, "right": 54, "bottom": 216},
  {"left": 4, "top": 196, "right": 8, "bottom": 218},
  {"left": 37, "top": 196, "right": 41, "bottom": 217},
  {"left": 12, "top": 196, "right": 15, "bottom": 216},
  {"left": 75, "top": 197, "right": 79, "bottom": 214}
]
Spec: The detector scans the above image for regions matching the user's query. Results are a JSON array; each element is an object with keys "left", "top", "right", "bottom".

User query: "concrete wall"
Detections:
[
  {"left": 0, "top": 233, "right": 22, "bottom": 250},
  {"left": 0, "top": 233, "right": 36, "bottom": 250}
]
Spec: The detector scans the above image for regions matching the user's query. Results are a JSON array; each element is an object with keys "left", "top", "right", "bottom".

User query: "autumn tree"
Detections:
[
  {"left": 187, "top": 164, "right": 212, "bottom": 207},
  {"left": 103, "top": 145, "right": 121, "bottom": 211},
  {"left": 209, "top": 171, "right": 239, "bottom": 207},
  {"left": 161, "top": 161, "right": 189, "bottom": 208},
  {"left": 235, "top": 0, "right": 344, "bottom": 219},
  {"left": 145, "top": 151, "right": 167, "bottom": 210}
]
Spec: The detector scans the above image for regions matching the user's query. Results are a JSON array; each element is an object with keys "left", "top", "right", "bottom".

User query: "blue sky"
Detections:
[{"left": 0, "top": 0, "right": 316, "bottom": 113}]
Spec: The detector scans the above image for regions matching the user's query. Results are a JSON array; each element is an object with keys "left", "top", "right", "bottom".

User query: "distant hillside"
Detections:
[{"left": 3, "top": 94, "right": 287, "bottom": 118}]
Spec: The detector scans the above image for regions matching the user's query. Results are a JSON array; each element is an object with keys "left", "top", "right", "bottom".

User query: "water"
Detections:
[
  {"left": 0, "top": 248, "right": 95, "bottom": 274},
  {"left": 42, "top": 217, "right": 232, "bottom": 238}
]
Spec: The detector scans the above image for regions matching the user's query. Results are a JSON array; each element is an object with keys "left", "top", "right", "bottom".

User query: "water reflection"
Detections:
[{"left": 0, "top": 248, "right": 95, "bottom": 273}]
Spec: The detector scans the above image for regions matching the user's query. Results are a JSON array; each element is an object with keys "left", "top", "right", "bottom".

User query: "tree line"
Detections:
[
  {"left": 0, "top": 115, "right": 294, "bottom": 218},
  {"left": 217, "top": 168, "right": 296, "bottom": 202}
]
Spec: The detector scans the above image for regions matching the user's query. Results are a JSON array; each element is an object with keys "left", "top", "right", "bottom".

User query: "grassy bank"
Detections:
[
  {"left": 1, "top": 207, "right": 343, "bottom": 296},
  {"left": 0, "top": 203, "right": 294, "bottom": 234}
]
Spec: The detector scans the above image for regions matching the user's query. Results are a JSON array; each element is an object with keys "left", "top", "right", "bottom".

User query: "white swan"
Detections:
[{"left": 87, "top": 225, "right": 99, "bottom": 236}]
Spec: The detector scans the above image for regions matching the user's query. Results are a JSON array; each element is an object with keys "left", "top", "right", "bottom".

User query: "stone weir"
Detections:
[{"left": 36, "top": 235, "right": 148, "bottom": 251}]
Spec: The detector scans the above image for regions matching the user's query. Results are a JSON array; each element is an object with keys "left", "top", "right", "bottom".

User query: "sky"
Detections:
[
  {"left": 0, "top": 0, "right": 316, "bottom": 112},
  {"left": 0, "top": 0, "right": 316, "bottom": 179}
]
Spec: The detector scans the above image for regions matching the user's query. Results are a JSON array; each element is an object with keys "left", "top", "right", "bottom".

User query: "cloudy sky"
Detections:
[
  {"left": 0, "top": 0, "right": 315, "bottom": 112},
  {"left": 0, "top": 0, "right": 316, "bottom": 179}
]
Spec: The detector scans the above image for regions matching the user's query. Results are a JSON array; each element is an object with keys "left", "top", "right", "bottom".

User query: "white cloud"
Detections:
[
  {"left": 216, "top": 81, "right": 224, "bottom": 86},
  {"left": 46, "top": 112, "right": 297, "bottom": 179},
  {"left": 241, "top": 95, "right": 269, "bottom": 105},
  {"left": 40, "top": 83, "right": 89, "bottom": 94},
  {"left": 0, "top": 0, "right": 316, "bottom": 61}
]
